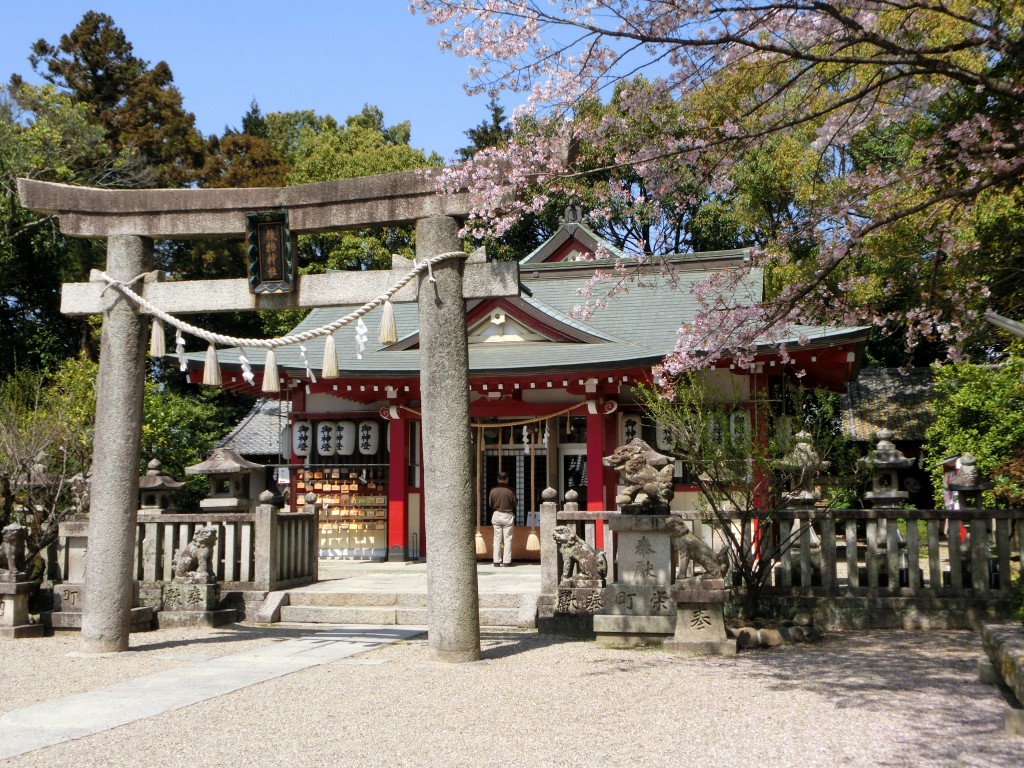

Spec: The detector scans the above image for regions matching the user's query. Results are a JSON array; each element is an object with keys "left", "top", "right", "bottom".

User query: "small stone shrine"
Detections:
[
  {"left": 945, "top": 453, "right": 996, "bottom": 590},
  {"left": 0, "top": 523, "right": 44, "bottom": 638},
  {"left": 593, "top": 439, "right": 678, "bottom": 645}
]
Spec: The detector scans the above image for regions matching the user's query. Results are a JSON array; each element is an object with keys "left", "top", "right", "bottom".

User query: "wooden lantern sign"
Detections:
[{"left": 246, "top": 211, "right": 295, "bottom": 294}]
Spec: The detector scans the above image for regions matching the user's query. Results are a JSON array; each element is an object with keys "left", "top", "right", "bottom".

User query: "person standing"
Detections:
[{"left": 489, "top": 471, "right": 517, "bottom": 567}]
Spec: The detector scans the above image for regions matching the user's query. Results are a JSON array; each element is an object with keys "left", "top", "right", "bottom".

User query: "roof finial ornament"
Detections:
[{"left": 563, "top": 205, "right": 582, "bottom": 224}]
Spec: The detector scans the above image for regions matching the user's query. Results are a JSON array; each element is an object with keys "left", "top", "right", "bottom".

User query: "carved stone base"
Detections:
[
  {"left": 52, "top": 583, "right": 85, "bottom": 612},
  {"left": 555, "top": 586, "right": 605, "bottom": 616},
  {"left": 155, "top": 608, "right": 238, "bottom": 628},
  {"left": 664, "top": 579, "right": 736, "bottom": 656},
  {"left": 163, "top": 582, "right": 219, "bottom": 612},
  {"left": 592, "top": 613, "right": 675, "bottom": 646},
  {"left": 44, "top": 606, "right": 154, "bottom": 632},
  {"left": 0, "top": 623, "right": 45, "bottom": 638},
  {"left": 0, "top": 581, "right": 43, "bottom": 638},
  {"left": 537, "top": 615, "right": 595, "bottom": 639}
]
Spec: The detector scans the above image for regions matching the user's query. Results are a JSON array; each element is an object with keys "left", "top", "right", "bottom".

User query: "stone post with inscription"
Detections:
[
  {"left": 593, "top": 511, "right": 676, "bottom": 645},
  {"left": 593, "top": 439, "right": 679, "bottom": 645}
]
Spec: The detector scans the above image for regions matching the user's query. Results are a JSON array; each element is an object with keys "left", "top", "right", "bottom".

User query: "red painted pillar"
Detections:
[{"left": 387, "top": 414, "right": 409, "bottom": 561}]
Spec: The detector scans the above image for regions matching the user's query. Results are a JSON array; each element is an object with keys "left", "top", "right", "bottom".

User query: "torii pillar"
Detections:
[{"left": 18, "top": 172, "right": 514, "bottom": 660}]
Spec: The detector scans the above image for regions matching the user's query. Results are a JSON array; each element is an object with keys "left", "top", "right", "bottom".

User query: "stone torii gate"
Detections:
[{"left": 17, "top": 171, "right": 519, "bottom": 662}]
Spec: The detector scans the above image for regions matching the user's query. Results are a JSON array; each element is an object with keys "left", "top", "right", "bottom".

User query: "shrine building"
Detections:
[{"left": 189, "top": 220, "right": 868, "bottom": 562}]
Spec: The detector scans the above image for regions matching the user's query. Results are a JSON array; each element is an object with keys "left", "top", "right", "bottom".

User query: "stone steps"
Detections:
[{"left": 275, "top": 591, "right": 535, "bottom": 628}]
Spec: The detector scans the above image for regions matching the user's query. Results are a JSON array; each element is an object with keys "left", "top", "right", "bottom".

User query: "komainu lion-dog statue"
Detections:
[
  {"left": 664, "top": 516, "right": 730, "bottom": 580},
  {"left": 173, "top": 526, "right": 219, "bottom": 584},
  {"left": 602, "top": 438, "right": 675, "bottom": 506},
  {"left": 553, "top": 524, "right": 608, "bottom": 587}
]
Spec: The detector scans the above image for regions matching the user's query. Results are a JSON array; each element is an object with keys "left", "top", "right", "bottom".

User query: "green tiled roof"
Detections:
[
  {"left": 180, "top": 210, "right": 866, "bottom": 384},
  {"left": 197, "top": 253, "right": 863, "bottom": 379}
]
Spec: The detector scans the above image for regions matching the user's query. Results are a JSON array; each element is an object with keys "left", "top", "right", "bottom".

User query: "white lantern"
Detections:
[
  {"left": 291, "top": 420, "right": 312, "bottom": 457},
  {"left": 619, "top": 413, "right": 642, "bottom": 446},
  {"left": 316, "top": 421, "right": 336, "bottom": 457},
  {"left": 336, "top": 420, "right": 356, "bottom": 456},
  {"left": 357, "top": 420, "right": 379, "bottom": 455},
  {"left": 655, "top": 419, "right": 678, "bottom": 451}
]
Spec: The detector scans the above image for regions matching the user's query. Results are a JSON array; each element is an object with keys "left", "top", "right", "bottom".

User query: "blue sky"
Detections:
[{"left": 2, "top": 1, "right": 506, "bottom": 162}]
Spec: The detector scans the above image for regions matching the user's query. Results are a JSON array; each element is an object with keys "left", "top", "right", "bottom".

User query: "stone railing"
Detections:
[
  {"left": 751, "top": 507, "right": 1022, "bottom": 598},
  {"left": 134, "top": 503, "right": 317, "bottom": 594},
  {"left": 536, "top": 497, "right": 1022, "bottom": 629}
]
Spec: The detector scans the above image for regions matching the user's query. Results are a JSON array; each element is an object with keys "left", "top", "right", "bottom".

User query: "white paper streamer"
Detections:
[
  {"left": 239, "top": 353, "right": 255, "bottom": 385},
  {"left": 175, "top": 328, "right": 186, "bottom": 371},
  {"left": 355, "top": 318, "right": 368, "bottom": 360},
  {"left": 299, "top": 344, "right": 317, "bottom": 384}
]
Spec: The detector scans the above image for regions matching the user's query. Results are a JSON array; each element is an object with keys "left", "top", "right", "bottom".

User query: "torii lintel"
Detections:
[{"left": 16, "top": 169, "right": 475, "bottom": 238}]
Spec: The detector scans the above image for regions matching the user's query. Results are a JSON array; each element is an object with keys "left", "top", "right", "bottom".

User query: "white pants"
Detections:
[{"left": 492, "top": 512, "right": 514, "bottom": 564}]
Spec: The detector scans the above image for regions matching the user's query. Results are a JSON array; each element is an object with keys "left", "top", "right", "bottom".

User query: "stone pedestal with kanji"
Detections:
[
  {"left": 158, "top": 582, "right": 235, "bottom": 628},
  {"left": 0, "top": 581, "right": 44, "bottom": 638},
  {"left": 664, "top": 578, "right": 736, "bottom": 656},
  {"left": 593, "top": 506, "right": 676, "bottom": 645}
]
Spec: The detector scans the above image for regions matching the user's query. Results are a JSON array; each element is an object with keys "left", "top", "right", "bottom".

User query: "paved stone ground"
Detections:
[{"left": 1, "top": 624, "right": 1020, "bottom": 767}]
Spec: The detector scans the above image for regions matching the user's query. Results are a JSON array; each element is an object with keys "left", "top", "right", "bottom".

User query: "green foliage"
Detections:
[
  {"left": 21, "top": 11, "right": 205, "bottom": 186},
  {"left": 285, "top": 105, "right": 440, "bottom": 183},
  {"left": 141, "top": 382, "right": 224, "bottom": 509},
  {"left": 0, "top": 357, "right": 96, "bottom": 577},
  {"left": 0, "top": 83, "right": 115, "bottom": 377},
  {"left": 456, "top": 98, "right": 511, "bottom": 161},
  {"left": 924, "top": 347, "right": 1024, "bottom": 505}
]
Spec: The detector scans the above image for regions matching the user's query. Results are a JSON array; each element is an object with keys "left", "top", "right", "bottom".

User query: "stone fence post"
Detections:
[
  {"left": 253, "top": 491, "right": 280, "bottom": 592},
  {"left": 538, "top": 488, "right": 558, "bottom": 619}
]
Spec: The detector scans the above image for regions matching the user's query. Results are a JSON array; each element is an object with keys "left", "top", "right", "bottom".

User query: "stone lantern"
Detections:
[
  {"left": 945, "top": 452, "right": 995, "bottom": 509},
  {"left": 859, "top": 429, "right": 916, "bottom": 549},
  {"left": 859, "top": 430, "right": 915, "bottom": 507},
  {"left": 138, "top": 459, "right": 184, "bottom": 512},
  {"left": 185, "top": 448, "right": 264, "bottom": 512},
  {"left": 778, "top": 431, "right": 829, "bottom": 509},
  {"left": 945, "top": 453, "right": 996, "bottom": 590}
]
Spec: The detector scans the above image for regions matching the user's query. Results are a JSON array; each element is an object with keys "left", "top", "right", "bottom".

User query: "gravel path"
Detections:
[{"left": 1, "top": 627, "right": 1019, "bottom": 767}]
